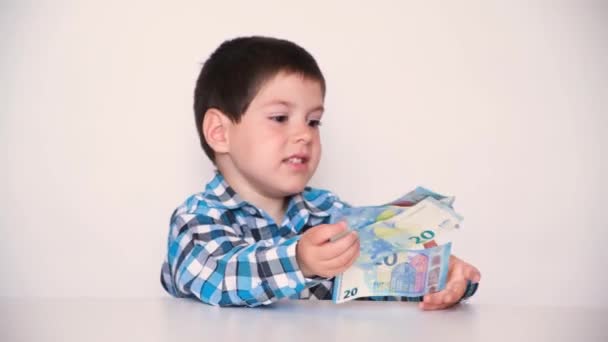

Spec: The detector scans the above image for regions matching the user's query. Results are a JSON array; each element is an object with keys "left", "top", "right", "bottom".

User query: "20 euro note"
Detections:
[
  {"left": 330, "top": 187, "right": 460, "bottom": 243},
  {"left": 332, "top": 243, "right": 452, "bottom": 303},
  {"left": 386, "top": 186, "right": 456, "bottom": 209},
  {"left": 330, "top": 193, "right": 464, "bottom": 303}
]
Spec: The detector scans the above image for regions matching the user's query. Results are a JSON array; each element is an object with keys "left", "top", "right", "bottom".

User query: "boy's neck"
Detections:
[{"left": 217, "top": 166, "right": 288, "bottom": 225}]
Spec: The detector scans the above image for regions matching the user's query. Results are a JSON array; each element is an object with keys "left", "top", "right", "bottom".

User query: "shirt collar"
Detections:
[
  {"left": 290, "top": 191, "right": 331, "bottom": 218},
  {"left": 203, "top": 171, "right": 248, "bottom": 210},
  {"left": 204, "top": 171, "right": 331, "bottom": 218}
]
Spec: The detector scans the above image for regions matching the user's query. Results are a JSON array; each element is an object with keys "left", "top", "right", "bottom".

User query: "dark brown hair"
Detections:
[{"left": 193, "top": 36, "right": 326, "bottom": 162}]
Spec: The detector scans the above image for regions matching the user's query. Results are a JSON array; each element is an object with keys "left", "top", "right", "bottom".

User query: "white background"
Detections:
[{"left": 2, "top": 0, "right": 606, "bottom": 308}]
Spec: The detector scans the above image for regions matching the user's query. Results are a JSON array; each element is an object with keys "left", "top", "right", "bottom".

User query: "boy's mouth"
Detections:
[{"left": 283, "top": 154, "right": 309, "bottom": 165}]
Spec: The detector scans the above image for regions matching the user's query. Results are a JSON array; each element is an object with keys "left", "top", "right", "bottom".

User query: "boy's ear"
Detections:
[{"left": 202, "top": 108, "right": 232, "bottom": 154}]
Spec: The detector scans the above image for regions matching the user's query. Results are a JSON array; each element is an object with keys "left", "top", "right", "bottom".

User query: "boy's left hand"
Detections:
[{"left": 419, "top": 255, "right": 481, "bottom": 311}]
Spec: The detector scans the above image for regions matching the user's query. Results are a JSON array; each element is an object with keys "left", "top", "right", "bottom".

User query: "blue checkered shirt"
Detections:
[{"left": 160, "top": 172, "right": 478, "bottom": 307}]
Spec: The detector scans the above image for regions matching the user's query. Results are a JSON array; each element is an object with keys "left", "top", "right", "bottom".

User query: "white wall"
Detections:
[{"left": 2, "top": 0, "right": 606, "bottom": 307}]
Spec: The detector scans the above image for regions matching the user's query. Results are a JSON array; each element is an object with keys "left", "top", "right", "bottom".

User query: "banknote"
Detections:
[
  {"left": 384, "top": 186, "right": 456, "bottom": 208},
  {"left": 333, "top": 242, "right": 452, "bottom": 303},
  {"left": 330, "top": 197, "right": 462, "bottom": 249},
  {"left": 330, "top": 188, "right": 463, "bottom": 303}
]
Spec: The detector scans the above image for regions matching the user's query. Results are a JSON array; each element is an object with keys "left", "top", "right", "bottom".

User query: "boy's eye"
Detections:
[
  {"left": 270, "top": 115, "right": 288, "bottom": 123},
  {"left": 308, "top": 119, "right": 322, "bottom": 128}
]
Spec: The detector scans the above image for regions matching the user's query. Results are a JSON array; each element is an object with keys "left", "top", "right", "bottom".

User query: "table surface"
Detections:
[{"left": 1, "top": 298, "right": 607, "bottom": 342}]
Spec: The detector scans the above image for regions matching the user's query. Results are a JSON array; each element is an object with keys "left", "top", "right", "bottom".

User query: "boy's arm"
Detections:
[{"left": 161, "top": 213, "right": 321, "bottom": 307}]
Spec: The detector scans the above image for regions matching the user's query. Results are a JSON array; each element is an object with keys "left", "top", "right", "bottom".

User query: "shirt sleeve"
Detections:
[{"left": 160, "top": 212, "right": 321, "bottom": 307}]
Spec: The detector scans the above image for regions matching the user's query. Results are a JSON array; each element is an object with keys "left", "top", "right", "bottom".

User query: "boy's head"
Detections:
[{"left": 195, "top": 36, "right": 327, "bottom": 197}]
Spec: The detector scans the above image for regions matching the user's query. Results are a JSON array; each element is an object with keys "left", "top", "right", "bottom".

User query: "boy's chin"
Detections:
[
  {"left": 277, "top": 182, "right": 308, "bottom": 197},
  {"left": 271, "top": 171, "right": 315, "bottom": 196},
  {"left": 280, "top": 185, "right": 307, "bottom": 196}
]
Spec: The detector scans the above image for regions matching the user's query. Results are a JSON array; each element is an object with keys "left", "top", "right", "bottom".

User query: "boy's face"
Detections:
[{"left": 223, "top": 71, "right": 324, "bottom": 199}]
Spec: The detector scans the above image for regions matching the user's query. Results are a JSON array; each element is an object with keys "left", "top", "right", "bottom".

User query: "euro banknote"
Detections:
[
  {"left": 332, "top": 242, "right": 452, "bottom": 303},
  {"left": 330, "top": 188, "right": 463, "bottom": 303}
]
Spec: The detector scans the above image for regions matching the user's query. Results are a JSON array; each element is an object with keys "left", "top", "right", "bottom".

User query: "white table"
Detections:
[{"left": 1, "top": 298, "right": 606, "bottom": 341}]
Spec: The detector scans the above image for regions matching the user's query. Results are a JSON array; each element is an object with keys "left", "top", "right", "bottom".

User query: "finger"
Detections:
[
  {"left": 440, "top": 288, "right": 462, "bottom": 305},
  {"left": 450, "top": 259, "right": 467, "bottom": 278},
  {"left": 342, "top": 245, "right": 360, "bottom": 270},
  {"left": 322, "top": 238, "right": 360, "bottom": 271},
  {"left": 450, "top": 255, "right": 463, "bottom": 264},
  {"left": 421, "top": 287, "right": 463, "bottom": 310},
  {"left": 322, "top": 254, "right": 359, "bottom": 278},
  {"left": 306, "top": 222, "right": 348, "bottom": 245},
  {"left": 419, "top": 301, "right": 444, "bottom": 310},
  {"left": 465, "top": 266, "right": 481, "bottom": 283},
  {"left": 423, "top": 291, "right": 446, "bottom": 305},
  {"left": 445, "top": 278, "right": 467, "bottom": 298},
  {"left": 339, "top": 240, "right": 361, "bottom": 270},
  {"left": 424, "top": 278, "right": 466, "bottom": 305},
  {"left": 319, "top": 231, "right": 359, "bottom": 260},
  {"left": 418, "top": 301, "right": 454, "bottom": 311}
]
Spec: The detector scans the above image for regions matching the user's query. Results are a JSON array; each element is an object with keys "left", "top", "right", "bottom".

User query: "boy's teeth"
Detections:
[{"left": 286, "top": 157, "right": 303, "bottom": 164}]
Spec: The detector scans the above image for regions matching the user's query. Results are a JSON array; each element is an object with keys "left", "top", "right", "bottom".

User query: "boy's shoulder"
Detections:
[
  {"left": 170, "top": 175, "right": 348, "bottom": 227},
  {"left": 167, "top": 173, "right": 238, "bottom": 226},
  {"left": 172, "top": 185, "right": 345, "bottom": 218},
  {"left": 170, "top": 185, "right": 243, "bottom": 226}
]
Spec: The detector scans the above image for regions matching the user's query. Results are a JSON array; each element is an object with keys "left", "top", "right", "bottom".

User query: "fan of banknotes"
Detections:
[{"left": 330, "top": 187, "right": 463, "bottom": 303}]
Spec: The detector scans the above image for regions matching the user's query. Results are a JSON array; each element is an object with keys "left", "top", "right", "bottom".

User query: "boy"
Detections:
[{"left": 160, "top": 36, "right": 480, "bottom": 308}]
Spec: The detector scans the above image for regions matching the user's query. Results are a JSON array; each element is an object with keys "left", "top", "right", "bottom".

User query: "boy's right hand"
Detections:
[{"left": 296, "top": 221, "right": 360, "bottom": 278}]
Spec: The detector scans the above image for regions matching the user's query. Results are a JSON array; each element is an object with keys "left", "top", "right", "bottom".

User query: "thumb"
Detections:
[{"left": 307, "top": 221, "right": 348, "bottom": 245}]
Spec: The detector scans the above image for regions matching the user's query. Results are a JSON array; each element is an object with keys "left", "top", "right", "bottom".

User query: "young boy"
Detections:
[{"left": 160, "top": 36, "right": 480, "bottom": 308}]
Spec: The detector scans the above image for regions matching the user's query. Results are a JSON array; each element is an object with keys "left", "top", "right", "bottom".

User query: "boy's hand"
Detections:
[
  {"left": 296, "top": 221, "right": 360, "bottom": 278},
  {"left": 419, "top": 255, "right": 481, "bottom": 310}
]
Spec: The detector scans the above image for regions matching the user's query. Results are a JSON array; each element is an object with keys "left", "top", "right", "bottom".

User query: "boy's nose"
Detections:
[{"left": 291, "top": 125, "right": 314, "bottom": 144}]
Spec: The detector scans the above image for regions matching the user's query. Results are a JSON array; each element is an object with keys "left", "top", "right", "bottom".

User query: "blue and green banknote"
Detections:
[{"left": 331, "top": 187, "right": 463, "bottom": 303}]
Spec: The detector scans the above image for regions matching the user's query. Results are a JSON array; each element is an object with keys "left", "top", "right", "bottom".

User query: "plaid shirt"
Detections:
[{"left": 160, "top": 172, "right": 478, "bottom": 307}]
